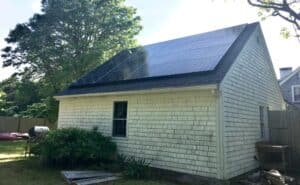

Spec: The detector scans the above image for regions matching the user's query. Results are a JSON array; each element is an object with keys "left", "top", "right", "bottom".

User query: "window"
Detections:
[
  {"left": 292, "top": 85, "right": 300, "bottom": 102},
  {"left": 112, "top": 101, "right": 127, "bottom": 137},
  {"left": 259, "top": 106, "right": 265, "bottom": 138},
  {"left": 259, "top": 106, "right": 269, "bottom": 140}
]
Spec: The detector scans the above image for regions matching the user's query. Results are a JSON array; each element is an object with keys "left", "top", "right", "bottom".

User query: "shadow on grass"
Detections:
[
  {"left": 0, "top": 140, "right": 27, "bottom": 164},
  {"left": 0, "top": 141, "right": 177, "bottom": 185},
  {"left": 0, "top": 158, "right": 176, "bottom": 185},
  {"left": 0, "top": 158, "right": 65, "bottom": 185}
]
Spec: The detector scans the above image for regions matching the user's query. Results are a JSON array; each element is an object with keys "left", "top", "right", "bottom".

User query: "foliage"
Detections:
[
  {"left": 20, "top": 97, "right": 58, "bottom": 123},
  {"left": 0, "top": 75, "right": 42, "bottom": 117},
  {"left": 121, "top": 155, "right": 151, "bottom": 179},
  {"left": 33, "top": 128, "right": 117, "bottom": 167},
  {"left": 21, "top": 102, "right": 48, "bottom": 119},
  {"left": 2, "top": 0, "right": 142, "bottom": 89},
  {"left": 0, "top": 75, "right": 58, "bottom": 122},
  {"left": 1, "top": 0, "right": 142, "bottom": 121},
  {"left": 0, "top": 91, "right": 12, "bottom": 116},
  {"left": 248, "top": 0, "right": 300, "bottom": 39}
]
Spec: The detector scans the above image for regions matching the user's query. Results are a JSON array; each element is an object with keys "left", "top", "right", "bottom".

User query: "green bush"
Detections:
[
  {"left": 35, "top": 128, "right": 117, "bottom": 167},
  {"left": 121, "top": 155, "right": 151, "bottom": 179}
]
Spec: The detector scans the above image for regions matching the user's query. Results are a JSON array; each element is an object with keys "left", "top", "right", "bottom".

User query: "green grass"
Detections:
[
  {"left": 0, "top": 159, "right": 65, "bottom": 185},
  {"left": 0, "top": 140, "right": 26, "bottom": 154},
  {"left": 0, "top": 140, "right": 175, "bottom": 185}
]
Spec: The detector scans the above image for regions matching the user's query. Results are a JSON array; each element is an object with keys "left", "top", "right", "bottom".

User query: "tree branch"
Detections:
[{"left": 248, "top": 0, "right": 300, "bottom": 37}]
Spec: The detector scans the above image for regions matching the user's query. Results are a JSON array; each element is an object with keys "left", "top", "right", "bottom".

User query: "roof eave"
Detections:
[{"left": 54, "top": 84, "right": 218, "bottom": 100}]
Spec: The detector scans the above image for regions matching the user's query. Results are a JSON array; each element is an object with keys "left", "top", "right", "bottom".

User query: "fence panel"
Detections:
[
  {"left": 0, "top": 116, "right": 19, "bottom": 132},
  {"left": 19, "top": 118, "right": 39, "bottom": 132},
  {"left": 0, "top": 116, "right": 54, "bottom": 133},
  {"left": 269, "top": 107, "right": 300, "bottom": 167}
]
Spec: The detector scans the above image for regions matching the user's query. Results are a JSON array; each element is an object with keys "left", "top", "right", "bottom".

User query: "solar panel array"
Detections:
[{"left": 72, "top": 24, "right": 246, "bottom": 87}]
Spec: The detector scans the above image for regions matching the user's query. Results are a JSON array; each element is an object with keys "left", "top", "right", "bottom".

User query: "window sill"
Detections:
[{"left": 112, "top": 136, "right": 128, "bottom": 140}]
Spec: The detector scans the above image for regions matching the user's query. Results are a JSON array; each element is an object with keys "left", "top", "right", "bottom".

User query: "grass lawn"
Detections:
[
  {"left": 0, "top": 140, "right": 26, "bottom": 161},
  {"left": 0, "top": 140, "right": 175, "bottom": 185}
]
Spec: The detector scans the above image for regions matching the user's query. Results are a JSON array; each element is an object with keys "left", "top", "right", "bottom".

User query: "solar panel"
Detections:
[{"left": 72, "top": 24, "right": 246, "bottom": 87}]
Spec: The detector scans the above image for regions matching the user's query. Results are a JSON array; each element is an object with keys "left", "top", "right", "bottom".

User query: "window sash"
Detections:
[
  {"left": 113, "top": 102, "right": 127, "bottom": 119},
  {"left": 113, "top": 120, "right": 126, "bottom": 137}
]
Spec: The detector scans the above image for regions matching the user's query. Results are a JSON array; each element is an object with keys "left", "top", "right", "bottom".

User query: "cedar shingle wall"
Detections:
[
  {"left": 57, "top": 90, "right": 219, "bottom": 178},
  {"left": 220, "top": 27, "right": 285, "bottom": 178}
]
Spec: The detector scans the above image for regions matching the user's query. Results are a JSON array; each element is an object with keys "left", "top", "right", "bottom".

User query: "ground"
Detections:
[{"left": 0, "top": 141, "right": 176, "bottom": 185}]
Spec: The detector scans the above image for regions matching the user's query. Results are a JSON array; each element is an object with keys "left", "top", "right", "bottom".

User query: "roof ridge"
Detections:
[{"left": 143, "top": 23, "right": 250, "bottom": 48}]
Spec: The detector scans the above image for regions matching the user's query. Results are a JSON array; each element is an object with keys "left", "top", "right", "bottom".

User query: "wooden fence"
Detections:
[
  {"left": 0, "top": 116, "right": 54, "bottom": 133},
  {"left": 268, "top": 106, "right": 300, "bottom": 167}
]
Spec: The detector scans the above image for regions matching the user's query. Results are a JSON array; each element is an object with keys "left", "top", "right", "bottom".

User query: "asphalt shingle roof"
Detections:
[{"left": 57, "top": 22, "right": 259, "bottom": 96}]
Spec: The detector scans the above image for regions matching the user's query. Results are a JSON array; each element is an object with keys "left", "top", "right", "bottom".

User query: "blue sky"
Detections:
[{"left": 1, "top": 0, "right": 300, "bottom": 80}]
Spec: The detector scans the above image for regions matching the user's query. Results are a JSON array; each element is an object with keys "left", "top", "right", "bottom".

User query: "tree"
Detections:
[
  {"left": 0, "top": 76, "right": 59, "bottom": 121},
  {"left": 0, "top": 75, "right": 42, "bottom": 116},
  {"left": 247, "top": 0, "right": 300, "bottom": 39},
  {"left": 0, "top": 91, "right": 13, "bottom": 116},
  {"left": 20, "top": 97, "right": 57, "bottom": 122},
  {"left": 1, "top": 0, "right": 142, "bottom": 122},
  {"left": 2, "top": 0, "right": 142, "bottom": 91}
]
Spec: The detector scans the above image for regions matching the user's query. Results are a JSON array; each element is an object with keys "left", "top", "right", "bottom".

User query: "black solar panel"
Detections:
[{"left": 72, "top": 24, "right": 246, "bottom": 87}]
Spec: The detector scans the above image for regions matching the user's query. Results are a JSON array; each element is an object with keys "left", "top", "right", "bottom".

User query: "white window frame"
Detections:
[
  {"left": 112, "top": 101, "right": 128, "bottom": 138},
  {"left": 292, "top": 85, "right": 300, "bottom": 103}
]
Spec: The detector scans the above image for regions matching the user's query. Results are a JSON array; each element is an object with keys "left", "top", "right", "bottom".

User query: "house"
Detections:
[
  {"left": 55, "top": 22, "right": 285, "bottom": 180},
  {"left": 279, "top": 67, "right": 300, "bottom": 109}
]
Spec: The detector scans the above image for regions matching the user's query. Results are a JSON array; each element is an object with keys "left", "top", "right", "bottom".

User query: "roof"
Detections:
[
  {"left": 57, "top": 22, "right": 259, "bottom": 97},
  {"left": 279, "top": 66, "right": 300, "bottom": 85}
]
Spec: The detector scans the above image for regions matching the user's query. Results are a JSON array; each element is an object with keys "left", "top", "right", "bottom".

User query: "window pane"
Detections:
[
  {"left": 113, "top": 120, "right": 126, "bottom": 137},
  {"left": 114, "top": 102, "right": 128, "bottom": 119},
  {"left": 294, "top": 87, "right": 300, "bottom": 102}
]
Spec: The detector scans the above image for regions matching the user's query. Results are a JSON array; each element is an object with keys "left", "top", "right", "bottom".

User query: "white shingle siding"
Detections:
[
  {"left": 58, "top": 90, "right": 219, "bottom": 178},
  {"left": 220, "top": 27, "right": 285, "bottom": 178}
]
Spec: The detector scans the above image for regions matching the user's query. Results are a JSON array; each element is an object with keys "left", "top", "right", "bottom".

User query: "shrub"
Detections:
[
  {"left": 121, "top": 155, "right": 151, "bottom": 179},
  {"left": 29, "top": 142, "right": 42, "bottom": 155},
  {"left": 35, "top": 128, "right": 117, "bottom": 167}
]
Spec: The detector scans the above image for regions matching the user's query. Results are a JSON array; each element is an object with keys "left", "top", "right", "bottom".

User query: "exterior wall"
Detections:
[
  {"left": 280, "top": 73, "right": 300, "bottom": 108},
  {"left": 220, "top": 26, "right": 285, "bottom": 178},
  {"left": 58, "top": 90, "right": 220, "bottom": 178}
]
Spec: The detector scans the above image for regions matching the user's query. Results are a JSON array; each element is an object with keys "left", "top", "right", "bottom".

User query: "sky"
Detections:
[{"left": 0, "top": 0, "right": 299, "bottom": 81}]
